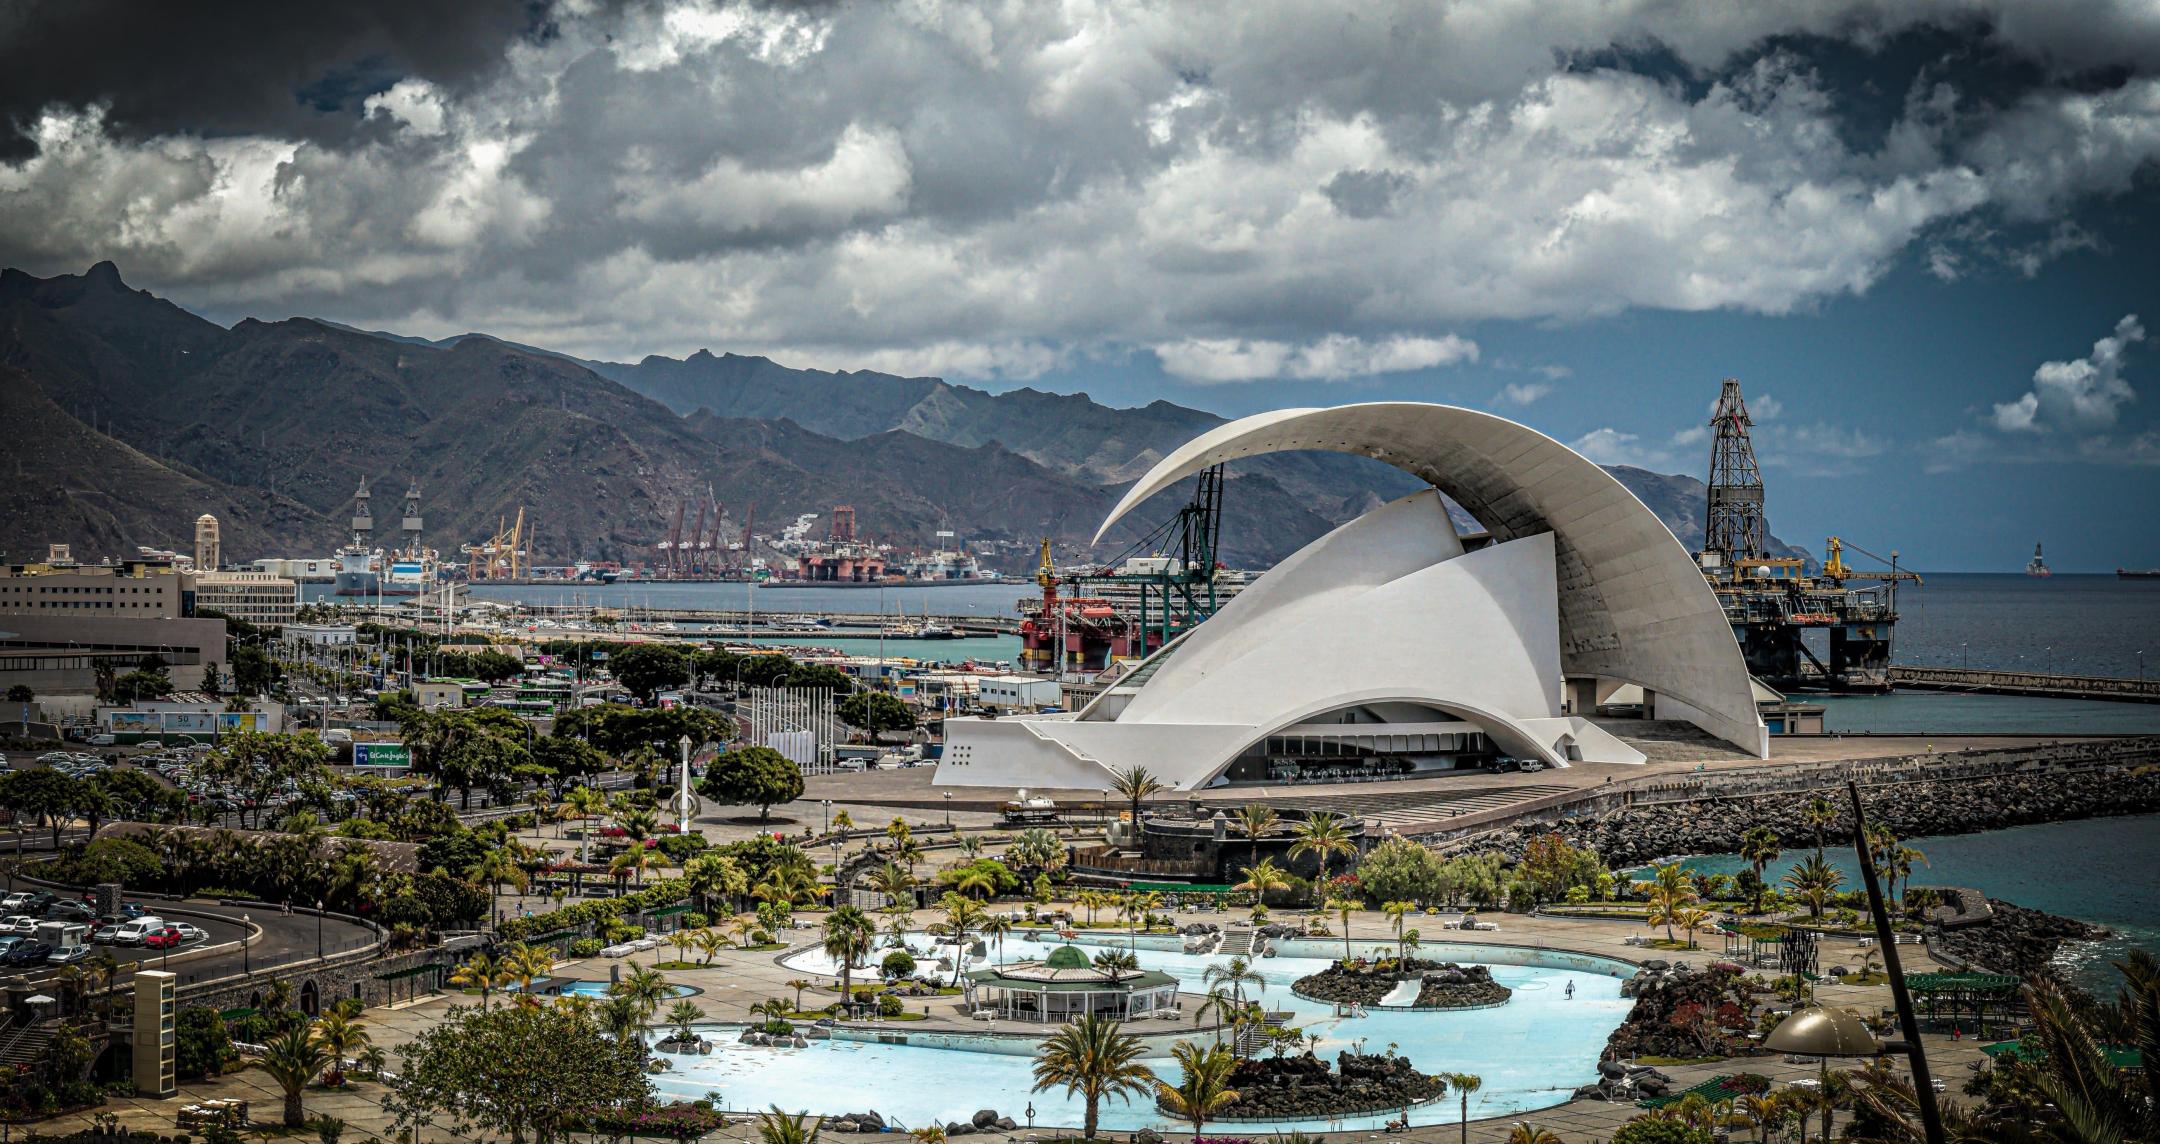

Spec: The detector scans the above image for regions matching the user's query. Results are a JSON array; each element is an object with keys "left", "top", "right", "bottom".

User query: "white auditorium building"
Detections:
[{"left": 935, "top": 403, "right": 1767, "bottom": 792}]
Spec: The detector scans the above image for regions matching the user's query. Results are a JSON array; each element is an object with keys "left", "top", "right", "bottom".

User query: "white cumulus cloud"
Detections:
[
  {"left": 1154, "top": 333, "right": 1476, "bottom": 383},
  {"left": 1992, "top": 314, "right": 2144, "bottom": 432}
]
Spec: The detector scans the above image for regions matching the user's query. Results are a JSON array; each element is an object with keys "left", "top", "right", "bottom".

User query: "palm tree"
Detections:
[
  {"left": 666, "top": 999, "right": 705, "bottom": 1039},
  {"left": 832, "top": 809, "right": 854, "bottom": 833},
  {"left": 667, "top": 929, "right": 697, "bottom": 965},
  {"left": 1194, "top": 984, "right": 1241, "bottom": 1041},
  {"left": 939, "top": 892, "right": 988, "bottom": 984},
  {"left": 866, "top": 862, "right": 916, "bottom": 912},
  {"left": 1075, "top": 888, "right": 1106, "bottom": 926},
  {"left": 754, "top": 1105, "right": 822, "bottom": 1144},
  {"left": 1443, "top": 1072, "right": 1483, "bottom": 1144},
  {"left": 598, "top": 994, "right": 645, "bottom": 1047},
  {"left": 955, "top": 834, "right": 986, "bottom": 859},
  {"left": 1802, "top": 796, "right": 1837, "bottom": 862},
  {"left": 450, "top": 951, "right": 506, "bottom": 1010},
  {"left": 1290, "top": 812, "right": 1354, "bottom": 886},
  {"left": 981, "top": 914, "right": 1013, "bottom": 967},
  {"left": 1234, "top": 859, "right": 1290, "bottom": 902},
  {"left": 1157, "top": 1040, "right": 1241, "bottom": 1139},
  {"left": 610, "top": 845, "right": 658, "bottom": 888},
  {"left": 1633, "top": 862, "right": 1701, "bottom": 943},
  {"left": 1781, "top": 854, "right": 1844, "bottom": 919},
  {"left": 1674, "top": 906, "right": 1712, "bottom": 950},
  {"left": 1890, "top": 845, "right": 1927, "bottom": 908},
  {"left": 1327, "top": 897, "right": 1357, "bottom": 964},
  {"left": 1738, "top": 825, "right": 1781, "bottom": 913},
  {"left": 1234, "top": 804, "right": 1279, "bottom": 866},
  {"left": 1108, "top": 765, "right": 1164, "bottom": 840},
  {"left": 823, "top": 905, "right": 876, "bottom": 1014},
  {"left": 695, "top": 928, "right": 728, "bottom": 966},
  {"left": 947, "top": 864, "right": 997, "bottom": 899},
  {"left": 613, "top": 965, "right": 672, "bottom": 1021},
  {"left": 466, "top": 848, "right": 530, "bottom": 921},
  {"left": 1504, "top": 1123, "right": 1560, "bottom": 1144},
  {"left": 1030, "top": 1014, "right": 1158, "bottom": 1140},
  {"left": 784, "top": 977, "right": 816, "bottom": 1012},
  {"left": 563, "top": 785, "right": 609, "bottom": 862},
  {"left": 1202, "top": 955, "right": 1267, "bottom": 1013},
  {"left": 311, "top": 1010, "right": 371, "bottom": 1087},
  {"left": 259, "top": 1023, "right": 329, "bottom": 1128},
  {"left": 1092, "top": 949, "right": 1139, "bottom": 978},
  {"left": 1383, "top": 900, "right": 1416, "bottom": 961},
  {"left": 1738, "top": 1093, "right": 1779, "bottom": 1143}
]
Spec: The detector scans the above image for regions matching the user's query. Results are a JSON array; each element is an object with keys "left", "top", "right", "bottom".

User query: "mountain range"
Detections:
[{"left": 0, "top": 263, "right": 1804, "bottom": 570}]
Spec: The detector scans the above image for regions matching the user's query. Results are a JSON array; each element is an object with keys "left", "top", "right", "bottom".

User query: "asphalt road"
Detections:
[{"left": 0, "top": 895, "right": 376, "bottom": 991}]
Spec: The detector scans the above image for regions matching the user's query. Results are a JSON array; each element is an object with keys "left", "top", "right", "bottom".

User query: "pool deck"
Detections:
[{"left": 46, "top": 906, "right": 1995, "bottom": 1144}]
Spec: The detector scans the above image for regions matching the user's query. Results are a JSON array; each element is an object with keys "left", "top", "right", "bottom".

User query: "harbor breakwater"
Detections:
[{"left": 1450, "top": 736, "right": 2160, "bottom": 868}]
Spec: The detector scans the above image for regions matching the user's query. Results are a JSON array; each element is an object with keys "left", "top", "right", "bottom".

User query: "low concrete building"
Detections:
[
  {"left": 411, "top": 681, "right": 467, "bottom": 709},
  {"left": 194, "top": 571, "right": 298, "bottom": 625},
  {"left": 977, "top": 674, "right": 1061, "bottom": 713},
  {"left": 287, "top": 622, "right": 359, "bottom": 647},
  {"left": 0, "top": 613, "right": 226, "bottom": 693}
]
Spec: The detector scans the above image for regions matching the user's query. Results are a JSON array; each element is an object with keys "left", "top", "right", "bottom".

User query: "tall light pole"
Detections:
[
  {"left": 316, "top": 899, "right": 325, "bottom": 960},
  {"left": 1846, "top": 779, "right": 1945, "bottom": 1144},
  {"left": 676, "top": 734, "right": 694, "bottom": 833}
]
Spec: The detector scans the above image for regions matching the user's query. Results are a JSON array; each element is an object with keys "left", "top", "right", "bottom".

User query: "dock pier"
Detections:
[{"left": 1889, "top": 665, "right": 2160, "bottom": 703}]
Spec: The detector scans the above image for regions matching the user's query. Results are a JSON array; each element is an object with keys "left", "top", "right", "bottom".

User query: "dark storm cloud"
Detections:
[{"left": 0, "top": 0, "right": 555, "bottom": 159}]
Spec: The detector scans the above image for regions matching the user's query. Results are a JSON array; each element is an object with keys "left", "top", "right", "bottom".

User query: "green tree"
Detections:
[
  {"left": 1355, "top": 835, "right": 1445, "bottom": 904},
  {"left": 531, "top": 736, "right": 608, "bottom": 792},
  {"left": 1610, "top": 1117, "right": 1712, "bottom": 1144},
  {"left": 174, "top": 1007, "right": 236, "bottom": 1080},
  {"left": 1739, "top": 826, "right": 1782, "bottom": 913},
  {"left": 609, "top": 644, "right": 691, "bottom": 705},
  {"left": 111, "top": 668, "right": 176, "bottom": 705},
  {"left": 1030, "top": 1014, "right": 1158, "bottom": 1140},
  {"left": 259, "top": 1022, "right": 330, "bottom": 1127},
  {"left": 1235, "top": 803, "right": 1279, "bottom": 867},
  {"left": 699, "top": 745, "right": 805, "bottom": 822},
  {"left": 837, "top": 691, "right": 917, "bottom": 742},
  {"left": 1634, "top": 862, "right": 1702, "bottom": 942},
  {"left": 822, "top": 906, "right": 876, "bottom": 1015},
  {"left": 1156, "top": 1040, "right": 1241, "bottom": 1138},
  {"left": 1109, "top": 766, "right": 1163, "bottom": 839},
  {"left": 1781, "top": 854, "right": 1844, "bottom": 919},
  {"left": 389, "top": 1001, "right": 650, "bottom": 1144},
  {"left": 5, "top": 684, "right": 33, "bottom": 703},
  {"left": 1443, "top": 1072, "right": 1481, "bottom": 1144},
  {"left": 752, "top": 1106, "right": 822, "bottom": 1144},
  {"left": 0, "top": 767, "right": 83, "bottom": 847},
  {"left": 1291, "top": 811, "right": 1356, "bottom": 885}
]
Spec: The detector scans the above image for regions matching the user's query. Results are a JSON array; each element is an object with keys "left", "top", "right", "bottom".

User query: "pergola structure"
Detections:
[
  {"left": 1906, "top": 972, "right": 2022, "bottom": 1037},
  {"left": 964, "top": 945, "right": 1179, "bottom": 1024}
]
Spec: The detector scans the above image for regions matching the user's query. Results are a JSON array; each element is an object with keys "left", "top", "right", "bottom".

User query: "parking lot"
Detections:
[{"left": 0, "top": 894, "right": 259, "bottom": 986}]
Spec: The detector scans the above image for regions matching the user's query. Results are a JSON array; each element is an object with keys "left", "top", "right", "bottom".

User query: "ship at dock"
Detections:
[{"left": 333, "top": 477, "right": 439, "bottom": 597}]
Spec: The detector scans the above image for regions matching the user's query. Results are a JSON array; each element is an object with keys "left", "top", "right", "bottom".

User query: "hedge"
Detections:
[{"left": 496, "top": 878, "right": 691, "bottom": 942}]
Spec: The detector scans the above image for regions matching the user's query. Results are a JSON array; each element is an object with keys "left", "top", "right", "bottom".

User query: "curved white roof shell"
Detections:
[{"left": 935, "top": 402, "right": 1766, "bottom": 793}]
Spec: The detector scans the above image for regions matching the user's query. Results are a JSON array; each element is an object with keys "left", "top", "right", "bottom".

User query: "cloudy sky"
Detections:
[{"left": 6, "top": 0, "right": 2160, "bottom": 570}]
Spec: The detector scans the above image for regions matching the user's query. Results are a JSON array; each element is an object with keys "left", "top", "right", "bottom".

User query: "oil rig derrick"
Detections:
[{"left": 1693, "top": 379, "right": 1913, "bottom": 693}]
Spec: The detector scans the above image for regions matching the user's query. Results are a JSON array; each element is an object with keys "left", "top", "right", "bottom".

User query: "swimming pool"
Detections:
[{"left": 648, "top": 932, "right": 1634, "bottom": 1131}]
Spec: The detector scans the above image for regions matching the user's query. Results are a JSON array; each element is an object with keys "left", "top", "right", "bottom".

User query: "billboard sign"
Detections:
[{"left": 352, "top": 742, "right": 412, "bottom": 770}]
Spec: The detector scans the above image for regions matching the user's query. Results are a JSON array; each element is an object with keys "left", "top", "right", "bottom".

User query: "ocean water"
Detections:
[
  {"left": 1889, "top": 573, "right": 2160, "bottom": 678},
  {"left": 1646, "top": 814, "right": 2160, "bottom": 995}
]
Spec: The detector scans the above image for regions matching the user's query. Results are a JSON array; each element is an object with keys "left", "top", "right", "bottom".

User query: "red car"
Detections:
[{"left": 141, "top": 927, "right": 184, "bottom": 950}]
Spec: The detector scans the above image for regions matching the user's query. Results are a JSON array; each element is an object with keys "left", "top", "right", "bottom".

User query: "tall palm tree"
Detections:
[
  {"left": 259, "top": 1023, "right": 329, "bottom": 1128},
  {"left": 785, "top": 978, "right": 816, "bottom": 1012},
  {"left": 823, "top": 905, "right": 877, "bottom": 1014},
  {"left": 1383, "top": 900, "right": 1416, "bottom": 961},
  {"left": 562, "top": 785, "right": 609, "bottom": 862},
  {"left": 1075, "top": 889, "right": 1106, "bottom": 926},
  {"left": 981, "top": 914, "right": 1013, "bottom": 967},
  {"left": 1030, "top": 1014, "right": 1158, "bottom": 1140},
  {"left": 1674, "top": 906, "right": 1712, "bottom": 950},
  {"left": 1235, "top": 804, "right": 1279, "bottom": 867},
  {"left": 1781, "top": 854, "right": 1843, "bottom": 919},
  {"left": 1202, "top": 955, "right": 1267, "bottom": 1013},
  {"left": 1802, "top": 796, "right": 1837, "bottom": 862},
  {"left": 1290, "top": 812, "right": 1354, "bottom": 886},
  {"left": 1738, "top": 825, "right": 1781, "bottom": 913},
  {"left": 1633, "top": 862, "right": 1702, "bottom": 943},
  {"left": 450, "top": 951, "right": 506, "bottom": 1010},
  {"left": 466, "top": 848, "right": 530, "bottom": 919},
  {"left": 1325, "top": 897, "right": 1358, "bottom": 964},
  {"left": 1157, "top": 1040, "right": 1241, "bottom": 1139},
  {"left": 940, "top": 892, "right": 988, "bottom": 984},
  {"left": 1443, "top": 1072, "right": 1483, "bottom": 1144},
  {"left": 753, "top": 1105, "right": 822, "bottom": 1144},
  {"left": 866, "top": 862, "right": 916, "bottom": 912},
  {"left": 1108, "top": 766, "right": 1164, "bottom": 840},
  {"left": 1890, "top": 845, "right": 1927, "bottom": 909},
  {"left": 695, "top": 928, "right": 728, "bottom": 966}
]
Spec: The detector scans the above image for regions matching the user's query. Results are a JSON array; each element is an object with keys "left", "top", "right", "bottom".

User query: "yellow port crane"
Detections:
[
  {"left": 1822, "top": 536, "right": 1923, "bottom": 586},
  {"left": 464, "top": 507, "right": 528, "bottom": 580}
]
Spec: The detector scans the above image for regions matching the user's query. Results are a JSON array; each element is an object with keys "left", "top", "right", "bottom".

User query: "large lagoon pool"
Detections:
[{"left": 649, "top": 932, "right": 1634, "bottom": 1131}]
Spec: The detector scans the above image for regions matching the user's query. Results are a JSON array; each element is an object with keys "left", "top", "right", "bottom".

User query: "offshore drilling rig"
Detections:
[{"left": 1695, "top": 379, "right": 1919, "bottom": 691}]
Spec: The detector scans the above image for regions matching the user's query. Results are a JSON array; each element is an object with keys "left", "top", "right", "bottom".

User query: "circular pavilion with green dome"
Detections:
[{"left": 963, "top": 944, "right": 1180, "bottom": 1024}]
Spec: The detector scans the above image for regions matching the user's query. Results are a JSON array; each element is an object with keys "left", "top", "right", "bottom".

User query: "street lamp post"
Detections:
[
  {"left": 316, "top": 899, "right": 325, "bottom": 960},
  {"left": 241, "top": 913, "right": 250, "bottom": 975},
  {"left": 943, "top": 791, "right": 952, "bottom": 828},
  {"left": 821, "top": 799, "right": 831, "bottom": 834}
]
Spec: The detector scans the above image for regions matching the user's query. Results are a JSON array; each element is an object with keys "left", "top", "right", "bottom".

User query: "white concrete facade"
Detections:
[{"left": 936, "top": 402, "right": 1766, "bottom": 792}]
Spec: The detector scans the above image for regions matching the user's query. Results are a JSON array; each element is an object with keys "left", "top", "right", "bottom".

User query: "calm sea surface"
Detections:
[{"left": 1649, "top": 814, "right": 2160, "bottom": 994}]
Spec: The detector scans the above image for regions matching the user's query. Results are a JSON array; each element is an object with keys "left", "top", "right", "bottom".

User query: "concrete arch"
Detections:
[{"left": 1097, "top": 402, "right": 1766, "bottom": 757}]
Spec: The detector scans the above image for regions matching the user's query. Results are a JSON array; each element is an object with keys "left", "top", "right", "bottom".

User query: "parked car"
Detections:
[
  {"left": 140, "top": 927, "right": 184, "bottom": 951},
  {"left": 45, "top": 900, "right": 94, "bottom": 922},
  {"left": 167, "top": 922, "right": 207, "bottom": 944},
  {"left": 108, "top": 917, "right": 165, "bottom": 946},
  {"left": 1, "top": 940, "right": 53, "bottom": 966},
  {"left": 1, "top": 916, "right": 40, "bottom": 934},
  {"left": 0, "top": 892, "right": 33, "bottom": 912},
  {"left": 46, "top": 944, "right": 92, "bottom": 965},
  {"left": 86, "top": 733, "right": 116, "bottom": 746},
  {"left": 0, "top": 935, "right": 21, "bottom": 958}
]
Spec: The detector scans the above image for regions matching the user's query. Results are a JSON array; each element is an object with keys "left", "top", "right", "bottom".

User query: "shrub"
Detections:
[
  {"left": 174, "top": 1007, "right": 236, "bottom": 1081},
  {"left": 656, "top": 833, "right": 710, "bottom": 863},
  {"left": 876, "top": 993, "right": 904, "bottom": 1018},
  {"left": 881, "top": 950, "right": 917, "bottom": 979},
  {"left": 681, "top": 912, "right": 710, "bottom": 930},
  {"left": 568, "top": 937, "right": 605, "bottom": 958},
  {"left": 1610, "top": 1117, "right": 1712, "bottom": 1144}
]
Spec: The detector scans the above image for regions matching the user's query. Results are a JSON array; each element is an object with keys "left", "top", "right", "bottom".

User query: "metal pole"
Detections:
[{"left": 1845, "top": 781, "right": 1945, "bottom": 1144}]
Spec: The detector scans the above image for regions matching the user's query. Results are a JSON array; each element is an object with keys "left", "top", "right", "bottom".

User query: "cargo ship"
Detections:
[{"left": 2121, "top": 568, "right": 2160, "bottom": 579}]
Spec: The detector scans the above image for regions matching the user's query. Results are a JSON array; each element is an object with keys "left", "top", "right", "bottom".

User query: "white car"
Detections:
[
  {"left": 86, "top": 733, "right": 116, "bottom": 746},
  {"left": 168, "top": 922, "right": 207, "bottom": 944},
  {"left": 1, "top": 916, "right": 40, "bottom": 933},
  {"left": 108, "top": 917, "right": 166, "bottom": 945}
]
